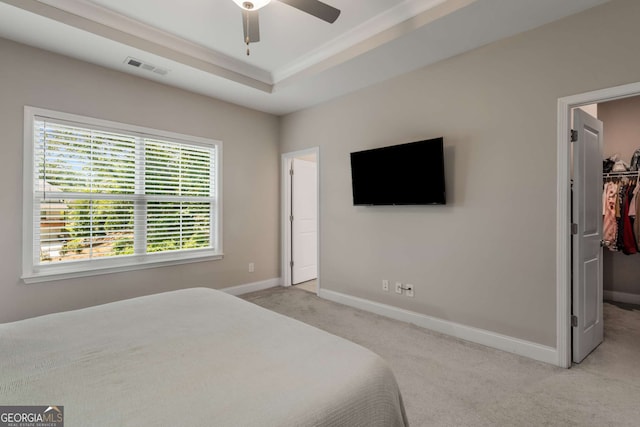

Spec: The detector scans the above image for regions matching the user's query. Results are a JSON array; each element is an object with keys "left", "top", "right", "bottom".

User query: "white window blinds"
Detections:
[{"left": 25, "top": 109, "right": 221, "bottom": 281}]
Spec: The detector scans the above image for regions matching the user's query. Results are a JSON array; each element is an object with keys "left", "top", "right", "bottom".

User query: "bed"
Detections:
[{"left": 0, "top": 288, "right": 408, "bottom": 426}]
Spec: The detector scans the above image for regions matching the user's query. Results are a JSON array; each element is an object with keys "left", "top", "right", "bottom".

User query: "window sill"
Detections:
[{"left": 22, "top": 251, "right": 224, "bottom": 284}]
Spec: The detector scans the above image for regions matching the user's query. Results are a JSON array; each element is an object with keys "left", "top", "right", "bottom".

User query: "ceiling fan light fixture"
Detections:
[{"left": 232, "top": 0, "right": 271, "bottom": 10}]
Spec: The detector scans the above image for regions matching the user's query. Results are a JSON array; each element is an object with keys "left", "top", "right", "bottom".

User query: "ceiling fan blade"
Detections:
[
  {"left": 242, "top": 9, "right": 260, "bottom": 43},
  {"left": 279, "top": 0, "right": 341, "bottom": 24}
]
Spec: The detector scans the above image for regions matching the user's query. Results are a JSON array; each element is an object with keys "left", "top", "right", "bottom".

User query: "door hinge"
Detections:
[
  {"left": 289, "top": 168, "right": 294, "bottom": 176},
  {"left": 571, "top": 223, "right": 578, "bottom": 235},
  {"left": 289, "top": 215, "right": 293, "bottom": 222},
  {"left": 571, "top": 315, "right": 578, "bottom": 327},
  {"left": 290, "top": 260, "right": 294, "bottom": 268},
  {"left": 570, "top": 129, "right": 578, "bottom": 142}
]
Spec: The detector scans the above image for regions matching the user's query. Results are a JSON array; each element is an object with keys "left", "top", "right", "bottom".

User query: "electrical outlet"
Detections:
[
  {"left": 382, "top": 280, "right": 389, "bottom": 291},
  {"left": 395, "top": 282, "right": 403, "bottom": 294},
  {"left": 405, "top": 284, "right": 414, "bottom": 297},
  {"left": 248, "top": 262, "right": 255, "bottom": 273}
]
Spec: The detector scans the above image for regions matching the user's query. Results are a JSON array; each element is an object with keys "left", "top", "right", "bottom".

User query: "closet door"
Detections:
[
  {"left": 291, "top": 158, "right": 318, "bottom": 285},
  {"left": 572, "top": 108, "right": 604, "bottom": 363}
]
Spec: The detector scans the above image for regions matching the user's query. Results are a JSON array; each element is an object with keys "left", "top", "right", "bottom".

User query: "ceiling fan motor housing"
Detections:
[{"left": 232, "top": 0, "right": 271, "bottom": 10}]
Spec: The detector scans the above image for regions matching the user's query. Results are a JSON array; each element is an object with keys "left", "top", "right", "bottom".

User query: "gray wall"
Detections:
[
  {"left": 600, "top": 96, "right": 640, "bottom": 296},
  {"left": 601, "top": 96, "right": 640, "bottom": 163},
  {"left": 280, "top": 0, "right": 640, "bottom": 347},
  {"left": 0, "top": 38, "right": 280, "bottom": 322}
]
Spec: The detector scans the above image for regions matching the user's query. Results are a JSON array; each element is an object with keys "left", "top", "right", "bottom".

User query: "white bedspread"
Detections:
[{"left": 0, "top": 288, "right": 408, "bottom": 426}]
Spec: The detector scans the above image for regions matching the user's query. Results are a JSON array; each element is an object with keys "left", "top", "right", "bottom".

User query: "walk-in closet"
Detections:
[
  {"left": 600, "top": 97, "right": 640, "bottom": 304},
  {"left": 575, "top": 97, "right": 640, "bottom": 370}
]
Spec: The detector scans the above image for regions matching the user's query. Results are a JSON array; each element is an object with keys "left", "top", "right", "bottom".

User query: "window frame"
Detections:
[{"left": 22, "top": 106, "right": 223, "bottom": 283}]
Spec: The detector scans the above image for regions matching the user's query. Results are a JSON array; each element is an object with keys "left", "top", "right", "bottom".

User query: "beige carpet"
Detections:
[
  {"left": 242, "top": 287, "right": 640, "bottom": 426},
  {"left": 293, "top": 279, "right": 317, "bottom": 294}
]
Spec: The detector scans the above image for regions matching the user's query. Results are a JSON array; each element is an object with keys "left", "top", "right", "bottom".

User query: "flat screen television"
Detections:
[{"left": 350, "top": 137, "right": 446, "bottom": 205}]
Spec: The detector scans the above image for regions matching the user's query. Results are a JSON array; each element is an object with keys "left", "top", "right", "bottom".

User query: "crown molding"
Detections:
[
  {"left": 273, "top": 0, "right": 475, "bottom": 90},
  {"left": 11, "top": 0, "right": 475, "bottom": 91},
  {"left": 272, "top": 0, "right": 451, "bottom": 83},
  {"left": 8, "top": 0, "right": 273, "bottom": 90}
]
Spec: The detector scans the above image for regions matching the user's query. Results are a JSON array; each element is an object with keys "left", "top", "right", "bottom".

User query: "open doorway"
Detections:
[
  {"left": 281, "top": 148, "right": 319, "bottom": 294},
  {"left": 598, "top": 97, "right": 640, "bottom": 309},
  {"left": 558, "top": 82, "right": 640, "bottom": 368}
]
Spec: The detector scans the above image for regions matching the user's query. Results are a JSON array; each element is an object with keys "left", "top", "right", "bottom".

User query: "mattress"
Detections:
[{"left": 0, "top": 288, "right": 408, "bottom": 426}]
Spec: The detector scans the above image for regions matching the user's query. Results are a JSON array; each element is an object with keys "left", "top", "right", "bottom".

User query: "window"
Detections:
[{"left": 23, "top": 107, "right": 222, "bottom": 283}]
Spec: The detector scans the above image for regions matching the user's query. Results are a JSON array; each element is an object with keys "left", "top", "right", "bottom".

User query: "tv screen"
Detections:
[{"left": 350, "top": 137, "right": 446, "bottom": 205}]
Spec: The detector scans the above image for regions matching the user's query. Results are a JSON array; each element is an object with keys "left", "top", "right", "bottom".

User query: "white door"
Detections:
[
  {"left": 572, "top": 108, "right": 604, "bottom": 363},
  {"left": 291, "top": 158, "right": 317, "bottom": 284}
]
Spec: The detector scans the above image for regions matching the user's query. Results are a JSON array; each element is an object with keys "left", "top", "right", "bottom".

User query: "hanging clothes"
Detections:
[
  {"left": 616, "top": 183, "right": 626, "bottom": 250},
  {"left": 615, "top": 183, "right": 626, "bottom": 250},
  {"left": 603, "top": 174, "right": 640, "bottom": 254},
  {"left": 633, "top": 185, "right": 640, "bottom": 250},
  {"left": 621, "top": 184, "right": 638, "bottom": 255},
  {"left": 603, "top": 181, "right": 618, "bottom": 250},
  {"left": 629, "top": 182, "right": 639, "bottom": 217}
]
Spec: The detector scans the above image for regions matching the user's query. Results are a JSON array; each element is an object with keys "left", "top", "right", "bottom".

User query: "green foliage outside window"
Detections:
[{"left": 38, "top": 122, "right": 212, "bottom": 262}]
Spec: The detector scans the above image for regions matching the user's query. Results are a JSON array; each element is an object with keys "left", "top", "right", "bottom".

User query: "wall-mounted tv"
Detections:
[{"left": 350, "top": 137, "right": 446, "bottom": 206}]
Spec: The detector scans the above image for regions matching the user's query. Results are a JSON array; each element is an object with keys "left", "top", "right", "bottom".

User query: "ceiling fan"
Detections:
[{"left": 231, "top": 0, "right": 341, "bottom": 55}]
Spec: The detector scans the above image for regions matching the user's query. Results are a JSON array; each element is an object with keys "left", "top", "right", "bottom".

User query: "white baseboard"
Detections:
[
  {"left": 221, "top": 278, "right": 282, "bottom": 296},
  {"left": 318, "top": 288, "right": 558, "bottom": 365},
  {"left": 604, "top": 290, "right": 640, "bottom": 305}
]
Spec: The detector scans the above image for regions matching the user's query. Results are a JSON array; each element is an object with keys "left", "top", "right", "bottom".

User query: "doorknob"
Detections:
[{"left": 600, "top": 240, "right": 611, "bottom": 247}]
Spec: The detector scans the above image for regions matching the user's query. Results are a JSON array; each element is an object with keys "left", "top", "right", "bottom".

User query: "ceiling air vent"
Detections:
[{"left": 124, "top": 57, "right": 169, "bottom": 76}]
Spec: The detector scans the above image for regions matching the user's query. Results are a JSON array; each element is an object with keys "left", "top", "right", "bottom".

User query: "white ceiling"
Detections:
[{"left": 0, "top": 0, "right": 609, "bottom": 115}]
